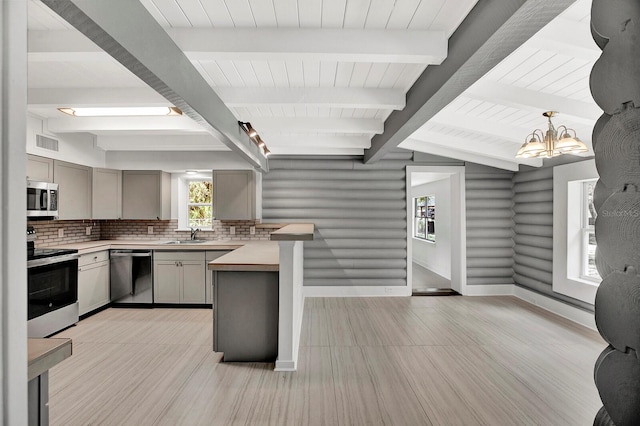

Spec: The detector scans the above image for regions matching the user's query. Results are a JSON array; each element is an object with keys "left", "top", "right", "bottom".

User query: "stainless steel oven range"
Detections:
[{"left": 27, "top": 226, "right": 79, "bottom": 337}]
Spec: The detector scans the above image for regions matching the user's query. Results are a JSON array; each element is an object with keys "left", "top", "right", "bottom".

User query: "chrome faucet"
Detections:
[{"left": 190, "top": 227, "right": 201, "bottom": 240}]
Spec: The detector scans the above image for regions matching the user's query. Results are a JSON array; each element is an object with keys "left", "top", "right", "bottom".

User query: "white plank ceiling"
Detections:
[{"left": 26, "top": 0, "right": 600, "bottom": 170}]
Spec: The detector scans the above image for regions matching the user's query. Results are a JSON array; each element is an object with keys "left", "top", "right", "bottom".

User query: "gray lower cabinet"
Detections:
[
  {"left": 78, "top": 251, "right": 110, "bottom": 316},
  {"left": 28, "top": 372, "right": 48, "bottom": 426},
  {"left": 154, "top": 251, "right": 205, "bottom": 304},
  {"left": 205, "top": 250, "right": 231, "bottom": 304},
  {"left": 53, "top": 160, "right": 92, "bottom": 220},
  {"left": 213, "top": 270, "right": 279, "bottom": 362}
]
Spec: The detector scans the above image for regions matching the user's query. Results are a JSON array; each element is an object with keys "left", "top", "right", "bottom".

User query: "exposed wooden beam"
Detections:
[
  {"left": 400, "top": 138, "right": 540, "bottom": 171},
  {"left": 96, "top": 134, "right": 228, "bottom": 151},
  {"left": 268, "top": 146, "right": 364, "bottom": 156},
  {"left": 407, "top": 130, "right": 542, "bottom": 168},
  {"left": 260, "top": 134, "right": 371, "bottom": 149},
  {"left": 28, "top": 87, "right": 405, "bottom": 110},
  {"left": 427, "top": 111, "right": 529, "bottom": 143},
  {"left": 464, "top": 81, "right": 601, "bottom": 124},
  {"left": 247, "top": 118, "right": 383, "bottom": 134},
  {"left": 215, "top": 87, "right": 405, "bottom": 110},
  {"left": 364, "top": 0, "right": 577, "bottom": 164},
  {"left": 40, "top": 0, "right": 268, "bottom": 171},
  {"left": 28, "top": 28, "right": 447, "bottom": 64},
  {"left": 28, "top": 88, "right": 167, "bottom": 107},
  {"left": 46, "top": 116, "right": 204, "bottom": 133}
]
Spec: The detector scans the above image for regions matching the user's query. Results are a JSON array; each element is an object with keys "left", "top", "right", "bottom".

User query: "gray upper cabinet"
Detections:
[
  {"left": 122, "top": 170, "right": 171, "bottom": 220},
  {"left": 92, "top": 168, "right": 122, "bottom": 219},
  {"left": 26, "top": 154, "right": 54, "bottom": 182},
  {"left": 53, "top": 160, "right": 93, "bottom": 220},
  {"left": 213, "top": 170, "right": 258, "bottom": 220}
]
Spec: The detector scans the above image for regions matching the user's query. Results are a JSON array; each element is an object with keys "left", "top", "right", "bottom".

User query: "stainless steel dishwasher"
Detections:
[{"left": 110, "top": 250, "right": 153, "bottom": 306}]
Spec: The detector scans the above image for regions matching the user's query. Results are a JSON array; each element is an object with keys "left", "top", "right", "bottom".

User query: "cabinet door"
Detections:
[
  {"left": 122, "top": 171, "right": 170, "bottom": 219},
  {"left": 181, "top": 261, "right": 205, "bottom": 303},
  {"left": 154, "top": 261, "right": 180, "bottom": 303},
  {"left": 214, "top": 170, "right": 255, "bottom": 220},
  {"left": 26, "top": 155, "right": 54, "bottom": 182},
  {"left": 78, "top": 261, "right": 110, "bottom": 315},
  {"left": 53, "top": 160, "right": 92, "bottom": 219},
  {"left": 93, "top": 168, "right": 122, "bottom": 219}
]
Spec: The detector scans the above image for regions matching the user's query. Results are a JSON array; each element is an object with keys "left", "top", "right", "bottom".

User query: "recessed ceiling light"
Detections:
[
  {"left": 57, "top": 106, "right": 182, "bottom": 117},
  {"left": 185, "top": 170, "right": 198, "bottom": 175}
]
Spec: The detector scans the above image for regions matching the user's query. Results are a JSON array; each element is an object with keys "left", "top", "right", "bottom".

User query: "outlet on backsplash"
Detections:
[
  {"left": 86, "top": 227, "right": 92, "bottom": 236},
  {"left": 58, "top": 228, "right": 64, "bottom": 238},
  {"left": 250, "top": 226, "right": 255, "bottom": 235},
  {"left": 148, "top": 226, "right": 153, "bottom": 235},
  {"left": 230, "top": 226, "right": 235, "bottom": 235}
]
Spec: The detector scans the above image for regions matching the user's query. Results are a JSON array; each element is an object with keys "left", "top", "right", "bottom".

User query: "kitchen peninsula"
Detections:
[
  {"left": 52, "top": 223, "right": 314, "bottom": 372},
  {"left": 209, "top": 223, "right": 314, "bottom": 371}
]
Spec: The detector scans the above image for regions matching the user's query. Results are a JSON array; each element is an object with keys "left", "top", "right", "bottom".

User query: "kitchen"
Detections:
[{"left": 3, "top": 0, "right": 623, "bottom": 424}]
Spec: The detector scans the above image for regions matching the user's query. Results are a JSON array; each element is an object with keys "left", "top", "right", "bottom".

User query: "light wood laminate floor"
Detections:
[{"left": 50, "top": 297, "right": 604, "bottom": 425}]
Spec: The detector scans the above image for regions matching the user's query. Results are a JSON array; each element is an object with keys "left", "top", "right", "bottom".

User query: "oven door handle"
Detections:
[{"left": 27, "top": 253, "right": 79, "bottom": 268}]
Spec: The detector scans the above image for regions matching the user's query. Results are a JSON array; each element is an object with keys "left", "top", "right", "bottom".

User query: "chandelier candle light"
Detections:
[{"left": 516, "top": 111, "right": 589, "bottom": 159}]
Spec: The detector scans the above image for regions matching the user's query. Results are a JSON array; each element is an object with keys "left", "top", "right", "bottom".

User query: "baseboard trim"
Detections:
[
  {"left": 304, "top": 286, "right": 412, "bottom": 297},
  {"left": 513, "top": 286, "right": 596, "bottom": 330},
  {"left": 274, "top": 360, "right": 296, "bottom": 371},
  {"left": 463, "top": 284, "right": 514, "bottom": 296}
]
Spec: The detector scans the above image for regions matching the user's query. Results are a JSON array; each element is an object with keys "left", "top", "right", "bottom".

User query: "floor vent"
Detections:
[{"left": 36, "top": 134, "right": 59, "bottom": 152}]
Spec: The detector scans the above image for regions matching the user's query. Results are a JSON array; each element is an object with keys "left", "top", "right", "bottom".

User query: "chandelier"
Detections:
[{"left": 515, "top": 111, "right": 589, "bottom": 159}]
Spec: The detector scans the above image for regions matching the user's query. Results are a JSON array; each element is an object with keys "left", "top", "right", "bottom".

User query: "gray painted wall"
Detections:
[
  {"left": 262, "top": 152, "right": 412, "bottom": 287},
  {"left": 465, "top": 164, "right": 515, "bottom": 286},
  {"left": 512, "top": 165, "right": 594, "bottom": 311}
]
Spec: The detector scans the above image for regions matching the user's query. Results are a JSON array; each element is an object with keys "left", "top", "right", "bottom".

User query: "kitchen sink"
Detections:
[{"left": 162, "top": 239, "right": 207, "bottom": 244}]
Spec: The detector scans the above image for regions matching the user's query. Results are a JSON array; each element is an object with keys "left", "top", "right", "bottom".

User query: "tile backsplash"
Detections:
[{"left": 29, "top": 219, "right": 283, "bottom": 247}]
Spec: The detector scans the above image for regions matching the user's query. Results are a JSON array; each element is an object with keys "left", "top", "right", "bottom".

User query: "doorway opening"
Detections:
[{"left": 406, "top": 166, "right": 466, "bottom": 296}]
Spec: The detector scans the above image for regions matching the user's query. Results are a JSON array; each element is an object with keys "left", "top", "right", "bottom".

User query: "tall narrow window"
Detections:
[
  {"left": 414, "top": 196, "right": 435, "bottom": 242},
  {"left": 581, "top": 179, "right": 600, "bottom": 281},
  {"left": 187, "top": 179, "right": 213, "bottom": 228}
]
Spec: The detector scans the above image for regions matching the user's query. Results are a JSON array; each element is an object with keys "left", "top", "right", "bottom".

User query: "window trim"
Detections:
[
  {"left": 413, "top": 195, "right": 435, "bottom": 243},
  {"left": 553, "top": 160, "right": 600, "bottom": 305},
  {"left": 179, "top": 175, "right": 213, "bottom": 230},
  {"left": 579, "top": 180, "right": 600, "bottom": 283}
]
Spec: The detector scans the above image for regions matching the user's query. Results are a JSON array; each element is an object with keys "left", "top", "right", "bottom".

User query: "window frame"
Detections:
[
  {"left": 413, "top": 195, "right": 435, "bottom": 242},
  {"left": 179, "top": 175, "right": 213, "bottom": 230},
  {"left": 579, "top": 179, "right": 600, "bottom": 283},
  {"left": 552, "top": 159, "right": 600, "bottom": 305}
]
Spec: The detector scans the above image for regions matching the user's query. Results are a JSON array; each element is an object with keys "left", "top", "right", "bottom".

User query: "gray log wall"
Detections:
[
  {"left": 512, "top": 165, "right": 594, "bottom": 311},
  {"left": 262, "top": 152, "right": 412, "bottom": 287},
  {"left": 465, "top": 164, "right": 514, "bottom": 286}
]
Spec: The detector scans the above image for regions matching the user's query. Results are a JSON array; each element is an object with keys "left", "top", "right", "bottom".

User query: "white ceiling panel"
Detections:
[
  {"left": 298, "top": 0, "right": 323, "bottom": 27},
  {"left": 27, "top": 0, "right": 593, "bottom": 163},
  {"left": 27, "top": 0, "right": 74, "bottom": 30},
  {"left": 249, "top": 0, "right": 278, "bottom": 27}
]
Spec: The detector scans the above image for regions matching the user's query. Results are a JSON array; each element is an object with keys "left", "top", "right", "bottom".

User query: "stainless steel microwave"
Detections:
[{"left": 27, "top": 180, "right": 58, "bottom": 218}]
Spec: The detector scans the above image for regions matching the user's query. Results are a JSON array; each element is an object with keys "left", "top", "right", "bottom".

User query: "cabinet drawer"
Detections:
[
  {"left": 79, "top": 250, "right": 109, "bottom": 267},
  {"left": 154, "top": 251, "right": 205, "bottom": 261}
]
